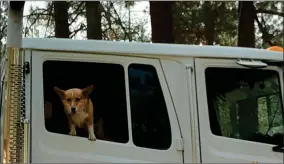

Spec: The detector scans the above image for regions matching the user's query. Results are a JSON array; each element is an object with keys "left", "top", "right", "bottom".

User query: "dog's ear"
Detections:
[
  {"left": 82, "top": 85, "right": 94, "bottom": 97},
  {"left": 54, "top": 87, "right": 65, "bottom": 99}
]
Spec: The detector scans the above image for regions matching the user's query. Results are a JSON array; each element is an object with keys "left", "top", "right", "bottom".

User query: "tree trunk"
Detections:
[
  {"left": 203, "top": 1, "right": 216, "bottom": 45},
  {"left": 237, "top": 1, "right": 255, "bottom": 47},
  {"left": 85, "top": 1, "right": 102, "bottom": 40},
  {"left": 54, "top": 1, "right": 70, "bottom": 38},
  {"left": 150, "top": 1, "right": 174, "bottom": 43}
]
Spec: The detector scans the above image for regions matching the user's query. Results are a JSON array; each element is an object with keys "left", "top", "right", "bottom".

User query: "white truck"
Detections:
[{"left": 1, "top": 2, "right": 283, "bottom": 163}]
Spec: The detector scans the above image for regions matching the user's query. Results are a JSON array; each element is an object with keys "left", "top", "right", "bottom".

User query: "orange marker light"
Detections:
[{"left": 266, "top": 46, "right": 284, "bottom": 52}]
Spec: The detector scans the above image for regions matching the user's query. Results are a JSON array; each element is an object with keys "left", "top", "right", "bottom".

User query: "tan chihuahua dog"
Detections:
[{"left": 54, "top": 85, "right": 96, "bottom": 141}]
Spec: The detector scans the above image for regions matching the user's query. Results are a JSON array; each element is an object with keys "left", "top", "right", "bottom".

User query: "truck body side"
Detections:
[{"left": 1, "top": 38, "right": 283, "bottom": 163}]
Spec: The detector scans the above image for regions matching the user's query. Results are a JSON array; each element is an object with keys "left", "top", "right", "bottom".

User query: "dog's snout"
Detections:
[{"left": 71, "top": 107, "right": 76, "bottom": 112}]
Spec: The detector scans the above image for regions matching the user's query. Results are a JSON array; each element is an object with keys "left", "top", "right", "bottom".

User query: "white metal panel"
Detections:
[
  {"left": 160, "top": 59, "right": 201, "bottom": 163},
  {"left": 160, "top": 59, "right": 191, "bottom": 163},
  {"left": 22, "top": 38, "right": 283, "bottom": 61},
  {"left": 31, "top": 50, "right": 183, "bottom": 163},
  {"left": 195, "top": 58, "right": 283, "bottom": 163}
]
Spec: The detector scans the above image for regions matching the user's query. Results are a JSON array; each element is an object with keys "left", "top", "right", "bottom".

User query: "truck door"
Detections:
[
  {"left": 30, "top": 50, "right": 183, "bottom": 163},
  {"left": 195, "top": 58, "right": 283, "bottom": 163}
]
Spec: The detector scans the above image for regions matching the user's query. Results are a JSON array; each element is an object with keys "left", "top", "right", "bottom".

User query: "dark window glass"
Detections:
[
  {"left": 128, "top": 64, "right": 171, "bottom": 150},
  {"left": 205, "top": 68, "right": 283, "bottom": 145}
]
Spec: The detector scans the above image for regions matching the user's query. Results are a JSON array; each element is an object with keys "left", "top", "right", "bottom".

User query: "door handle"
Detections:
[{"left": 272, "top": 145, "right": 283, "bottom": 153}]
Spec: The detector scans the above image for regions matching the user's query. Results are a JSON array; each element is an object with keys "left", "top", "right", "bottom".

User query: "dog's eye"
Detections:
[
  {"left": 66, "top": 98, "right": 71, "bottom": 102},
  {"left": 75, "top": 98, "right": 81, "bottom": 102}
]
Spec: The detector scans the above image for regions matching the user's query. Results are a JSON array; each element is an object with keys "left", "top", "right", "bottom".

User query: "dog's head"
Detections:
[{"left": 54, "top": 85, "right": 94, "bottom": 115}]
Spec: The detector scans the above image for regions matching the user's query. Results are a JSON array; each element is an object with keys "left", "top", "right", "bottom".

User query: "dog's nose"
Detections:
[{"left": 71, "top": 107, "right": 76, "bottom": 112}]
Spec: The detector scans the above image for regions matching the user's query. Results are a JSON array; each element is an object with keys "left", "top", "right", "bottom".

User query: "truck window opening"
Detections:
[
  {"left": 43, "top": 60, "right": 129, "bottom": 143},
  {"left": 205, "top": 67, "right": 283, "bottom": 146}
]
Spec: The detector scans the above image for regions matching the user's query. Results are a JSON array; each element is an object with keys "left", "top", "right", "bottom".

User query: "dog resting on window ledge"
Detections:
[{"left": 54, "top": 85, "right": 96, "bottom": 141}]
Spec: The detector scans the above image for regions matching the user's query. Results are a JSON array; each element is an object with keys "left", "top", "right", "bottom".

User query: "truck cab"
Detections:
[{"left": 1, "top": 38, "right": 283, "bottom": 163}]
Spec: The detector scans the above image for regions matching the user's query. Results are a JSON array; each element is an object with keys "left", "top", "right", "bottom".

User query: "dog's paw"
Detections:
[
  {"left": 88, "top": 133, "right": 96, "bottom": 141},
  {"left": 69, "top": 130, "right": 76, "bottom": 136}
]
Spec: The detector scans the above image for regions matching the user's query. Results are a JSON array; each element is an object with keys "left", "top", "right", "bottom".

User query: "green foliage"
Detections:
[
  {"left": 172, "top": 1, "right": 238, "bottom": 45},
  {"left": 124, "top": 1, "right": 135, "bottom": 9},
  {"left": 214, "top": 2, "right": 238, "bottom": 46},
  {"left": 172, "top": 1, "right": 283, "bottom": 47},
  {"left": 172, "top": 1, "right": 203, "bottom": 44},
  {"left": 254, "top": 1, "right": 284, "bottom": 48}
]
